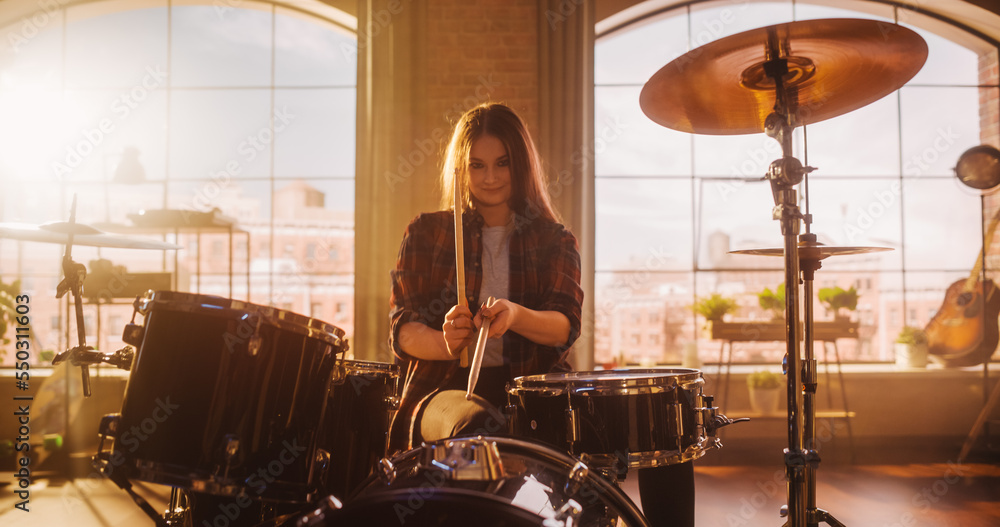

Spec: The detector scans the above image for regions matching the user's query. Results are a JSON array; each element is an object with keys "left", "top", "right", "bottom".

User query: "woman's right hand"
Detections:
[{"left": 443, "top": 304, "right": 475, "bottom": 358}]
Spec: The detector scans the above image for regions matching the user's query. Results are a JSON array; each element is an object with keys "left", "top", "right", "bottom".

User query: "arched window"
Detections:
[
  {"left": 594, "top": 1, "right": 1000, "bottom": 365},
  {"left": 0, "top": 1, "right": 357, "bottom": 358}
]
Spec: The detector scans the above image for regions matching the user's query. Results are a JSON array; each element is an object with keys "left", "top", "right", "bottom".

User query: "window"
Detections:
[
  {"left": 0, "top": 2, "right": 357, "bottom": 359},
  {"left": 595, "top": 1, "right": 999, "bottom": 364}
]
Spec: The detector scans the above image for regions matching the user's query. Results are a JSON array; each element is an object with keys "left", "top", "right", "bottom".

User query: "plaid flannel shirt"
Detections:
[{"left": 387, "top": 209, "right": 584, "bottom": 452}]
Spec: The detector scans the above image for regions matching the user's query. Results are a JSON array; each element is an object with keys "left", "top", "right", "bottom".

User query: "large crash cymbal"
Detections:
[
  {"left": 0, "top": 222, "right": 182, "bottom": 250},
  {"left": 640, "top": 18, "right": 928, "bottom": 135}
]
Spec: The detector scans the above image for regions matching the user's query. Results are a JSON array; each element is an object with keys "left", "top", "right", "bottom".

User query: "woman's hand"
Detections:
[
  {"left": 474, "top": 297, "right": 517, "bottom": 339},
  {"left": 443, "top": 304, "right": 476, "bottom": 357}
]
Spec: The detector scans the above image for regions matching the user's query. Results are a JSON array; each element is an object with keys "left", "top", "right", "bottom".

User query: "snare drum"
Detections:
[
  {"left": 506, "top": 368, "right": 718, "bottom": 472},
  {"left": 297, "top": 435, "right": 650, "bottom": 526},
  {"left": 98, "top": 291, "right": 347, "bottom": 502},
  {"left": 316, "top": 359, "right": 399, "bottom": 500}
]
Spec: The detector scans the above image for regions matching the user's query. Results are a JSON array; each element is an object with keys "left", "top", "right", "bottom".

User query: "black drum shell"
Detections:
[
  {"left": 507, "top": 368, "right": 708, "bottom": 469},
  {"left": 316, "top": 359, "right": 399, "bottom": 501},
  {"left": 107, "top": 291, "right": 345, "bottom": 502}
]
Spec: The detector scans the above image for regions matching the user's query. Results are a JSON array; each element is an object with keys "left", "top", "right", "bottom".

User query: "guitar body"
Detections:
[{"left": 925, "top": 278, "right": 1000, "bottom": 367}]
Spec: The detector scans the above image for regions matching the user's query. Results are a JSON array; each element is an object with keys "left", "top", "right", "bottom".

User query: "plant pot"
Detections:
[
  {"left": 749, "top": 387, "right": 781, "bottom": 415},
  {"left": 895, "top": 342, "right": 928, "bottom": 369}
]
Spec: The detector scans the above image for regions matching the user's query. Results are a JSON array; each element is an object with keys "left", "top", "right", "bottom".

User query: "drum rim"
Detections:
[
  {"left": 375, "top": 435, "right": 650, "bottom": 527},
  {"left": 334, "top": 358, "right": 400, "bottom": 375},
  {"left": 508, "top": 368, "right": 704, "bottom": 393},
  {"left": 140, "top": 290, "right": 347, "bottom": 347}
]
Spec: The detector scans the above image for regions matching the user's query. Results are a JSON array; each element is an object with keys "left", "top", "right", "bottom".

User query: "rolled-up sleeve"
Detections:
[
  {"left": 389, "top": 217, "right": 432, "bottom": 361},
  {"left": 537, "top": 226, "right": 584, "bottom": 351}
]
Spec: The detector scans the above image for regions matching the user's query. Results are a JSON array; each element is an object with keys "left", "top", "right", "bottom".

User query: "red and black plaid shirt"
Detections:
[{"left": 387, "top": 209, "right": 583, "bottom": 451}]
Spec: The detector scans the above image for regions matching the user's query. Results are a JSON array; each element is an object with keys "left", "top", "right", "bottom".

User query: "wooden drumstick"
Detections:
[{"left": 454, "top": 169, "right": 469, "bottom": 367}]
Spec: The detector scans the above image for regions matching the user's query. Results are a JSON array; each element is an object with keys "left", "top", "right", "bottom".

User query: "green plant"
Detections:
[
  {"left": 758, "top": 283, "right": 785, "bottom": 318},
  {"left": 896, "top": 326, "right": 928, "bottom": 347},
  {"left": 818, "top": 285, "right": 858, "bottom": 314},
  {"left": 690, "top": 293, "right": 738, "bottom": 322},
  {"left": 0, "top": 278, "right": 23, "bottom": 357},
  {"left": 747, "top": 370, "right": 783, "bottom": 390}
]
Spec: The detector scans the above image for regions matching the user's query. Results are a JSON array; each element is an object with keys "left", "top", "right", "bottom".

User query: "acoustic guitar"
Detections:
[{"left": 924, "top": 208, "right": 1000, "bottom": 367}]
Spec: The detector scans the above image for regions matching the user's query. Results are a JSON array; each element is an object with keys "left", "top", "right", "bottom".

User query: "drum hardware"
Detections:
[
  {"left": 331, "top": 435, "right": 650, "bottom": 527},
  {"left": 640, "top": 17, "right": 926, "bottom": 527}
]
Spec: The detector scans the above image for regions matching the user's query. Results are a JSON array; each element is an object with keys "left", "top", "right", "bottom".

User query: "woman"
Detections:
[{"left": 387, "top": 102, "right": 584, "bottom": 452}]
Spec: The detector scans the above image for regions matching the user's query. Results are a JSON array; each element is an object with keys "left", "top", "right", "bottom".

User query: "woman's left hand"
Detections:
[{"left": 474, "top": 297, "right": 518, "bottom": 339}]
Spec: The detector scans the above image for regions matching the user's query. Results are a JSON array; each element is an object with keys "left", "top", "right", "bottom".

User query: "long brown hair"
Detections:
[{"left": 440, "top": 103, "right": 560, "bottom": 224}]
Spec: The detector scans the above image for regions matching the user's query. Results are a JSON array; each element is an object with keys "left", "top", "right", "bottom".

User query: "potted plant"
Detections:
[
  {"left": 691, "top": 293, "right": 739, "bottom": 339},
  {"left": 818, "top": 285, "right": 858, "bottom": 321},
  {"left": 747, "top": 370, "right": 783, "bottom": 415},
  {"left": 895, "top": 326, "right": 928, "bottom": 369},
  {"left": 691, "top": 293, "right": 738, "bottom": 322},
  {"left": 757, "top": 283, "right": 785, "bottom": 321}
]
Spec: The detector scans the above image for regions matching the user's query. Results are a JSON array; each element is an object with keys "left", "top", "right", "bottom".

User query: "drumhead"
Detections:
[
  {"left": 508, "top": 368, "right": 703, "bottom": 395},
  {"left": 138, "top": 290, "right": 346, "bottom": 348}
]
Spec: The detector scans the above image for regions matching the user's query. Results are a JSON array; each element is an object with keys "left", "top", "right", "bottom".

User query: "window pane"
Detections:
[
  {"left": 902, "top": 178, "right": 981, "bottom": 271},
  {"left": 66, "top": 4, "right": 168, "bottom": 88},
  {"left": 274, "top": 89, "right": 355, "bottom": 178},
  {"left": 0, "top": 11, "right": 65, "bottom": 89},
  {"left": 900, "top": 86, "right": 982, "bottom": 177},
  {"left": 697, "top": 179, "right": 778, "bottom": 270},
  {"left": 805, "top": 178, "right": 904, "bottom": 270},
  {"left": 171, "top": 4, "right": 273, "bottom": 87},
  {"left": 803, "top": 95, "right": 900, "bottom": 177},
  {"left": 688, "top": 1, "right": 793, "bottom": 46},
  {"left": 594, "top": 271, "right": 695, "bottom": 366},
  {"left": 693, "top": 131, "right": 801, "bottom": 178},
  {"left": 595, "top": 13, "right": 685, "bottom": 86},
  {"left": 595, "top": 86, "right": 691, "bottom": 176},
  {"left": 169, "top": 89, "right": 272, "bottom": 179},
  {"left": 596, "top": 178, "right": 692, "bottom": 271},
  {"left": 275, "top": 8, "right": 356, "bottom": 87}
]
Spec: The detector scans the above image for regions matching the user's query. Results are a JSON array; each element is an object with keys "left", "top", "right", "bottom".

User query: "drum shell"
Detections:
[
  {"left": 316, "top": 359, "right": 399, "bottom": 500},
  {"left": 507, "top": 369, "right": 709, "bottom": 469},
  {"left": 108, "top": 291, "right": 344, "bottom": 502}
]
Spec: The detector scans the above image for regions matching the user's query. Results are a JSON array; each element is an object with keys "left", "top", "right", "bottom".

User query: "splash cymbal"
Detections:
[
  {"left": 0, "top": 222, "right": 182, "bottom": 250},
  {"left": 640, "top": 18, "right": 927, "bottom": 135}
]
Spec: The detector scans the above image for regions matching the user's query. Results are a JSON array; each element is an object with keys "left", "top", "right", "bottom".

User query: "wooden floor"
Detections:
[{"left": 2, "top": 461, "right": 998, "bottom": 526}]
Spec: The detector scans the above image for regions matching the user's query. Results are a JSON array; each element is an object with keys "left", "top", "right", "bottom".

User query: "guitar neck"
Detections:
[{"left": 964, "top": 204, "right": 1000, "bottom": 290}]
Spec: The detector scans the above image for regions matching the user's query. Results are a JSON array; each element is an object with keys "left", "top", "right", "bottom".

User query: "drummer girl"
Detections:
[{"left": 386, "top": 102, "right": 584, "bottom": 452}]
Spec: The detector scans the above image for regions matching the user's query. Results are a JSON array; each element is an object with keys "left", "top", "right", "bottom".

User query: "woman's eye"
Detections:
[
  {"left": 497, "top": 159, "right": 509, "bottom": 167},
  {"left": 469, "top": 162, "right": 484, "bottom": 169}
]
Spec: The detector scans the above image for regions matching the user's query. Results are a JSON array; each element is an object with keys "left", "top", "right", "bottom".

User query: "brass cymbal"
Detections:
[
  {"left": 0, "top": 222, "right": 182, "bottom": 250},
  {"left": 731, "top": 242, "right": 892, "bottom": 261},
  {"left": 640, "top": 18, "right": 928, "bottom": 135}
]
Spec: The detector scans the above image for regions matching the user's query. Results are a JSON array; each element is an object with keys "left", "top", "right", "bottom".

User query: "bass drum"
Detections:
[
  {"left": 507, "top": 368, "right": 718, "bottom": 473},
  {"left": 296, "top": 436, "right": 650, "bottom": 527},
  {"left": 97, "top": 290, "right": 347, "bottom": 503}
]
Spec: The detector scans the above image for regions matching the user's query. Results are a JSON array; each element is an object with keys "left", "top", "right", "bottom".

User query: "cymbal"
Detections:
[
  {"left": 0, "top": 222, "right": 182, "bottom": 250},
  {"left": 640, "top": 18, "right": 928, "bottom": 135},
  {"left": 731, "top": 242, "right": 892, "bottom": 261}
]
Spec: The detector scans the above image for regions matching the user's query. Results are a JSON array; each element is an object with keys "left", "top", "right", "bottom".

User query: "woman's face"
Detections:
[{"left": 467, "top": 133, "right": 512, "bottom": 211}]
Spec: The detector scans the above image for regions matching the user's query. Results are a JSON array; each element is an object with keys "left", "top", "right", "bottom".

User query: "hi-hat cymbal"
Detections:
[
  {"left": 640, "top": 18, "right": 928, "bottom": 135},
  {"left": 731, "top": 242, "right": 892, "bottom": 261},
  {"left": 0, "top": 222, "right": 182, "bottom": 250}
]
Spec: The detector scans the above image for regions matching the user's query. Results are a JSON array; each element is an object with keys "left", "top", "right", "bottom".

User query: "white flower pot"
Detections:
[
  {"left": 895, "top": 342, "right": 928, "bottom": 369},
  {"left": 749, "top": 387, "right": 781, "bottom": 415}
]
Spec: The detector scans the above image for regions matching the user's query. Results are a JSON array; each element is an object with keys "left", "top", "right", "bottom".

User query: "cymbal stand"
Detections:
[
  {"left": 51, "top": 197, "right": 133, "bottom": 397},
  {"left": 757, "top": 29, "right": 843, "bottom": 527}
]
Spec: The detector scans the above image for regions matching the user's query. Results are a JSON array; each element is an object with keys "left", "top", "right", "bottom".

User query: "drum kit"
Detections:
[{"left": 0, "top": 15, "right": 931, "bottom": 527}]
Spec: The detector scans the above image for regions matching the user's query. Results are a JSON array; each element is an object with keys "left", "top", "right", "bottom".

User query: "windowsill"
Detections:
[{"left": 613, "top": 362, "right": 1000, "bottom": 378}]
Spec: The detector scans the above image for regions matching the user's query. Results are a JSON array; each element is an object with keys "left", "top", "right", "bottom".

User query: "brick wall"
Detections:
[
  {"left": 979, "top": 48, "right": 999, "bottom": 149},
  {"left": 424, "top": 0, "right": 539, "bottom": 135}
]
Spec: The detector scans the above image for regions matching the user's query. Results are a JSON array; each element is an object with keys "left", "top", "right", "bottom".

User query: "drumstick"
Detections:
[
  {"left": 454, "top": 169, "right": 469, "bottom": 367},
  {"left": 466, "top": 296, "right": 495, "bottom": 400}
]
